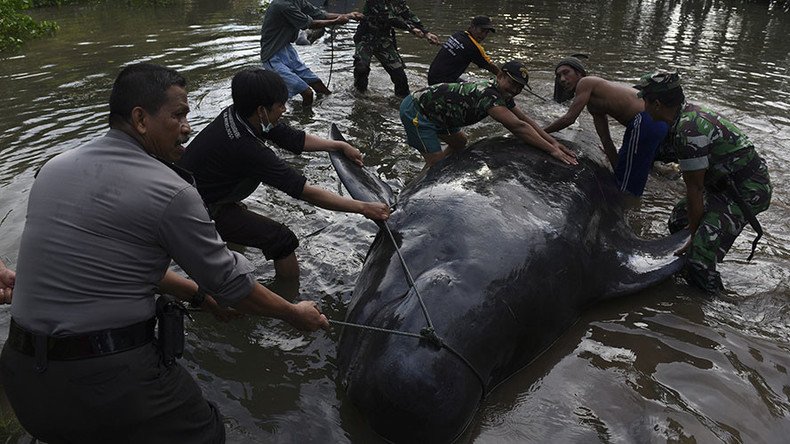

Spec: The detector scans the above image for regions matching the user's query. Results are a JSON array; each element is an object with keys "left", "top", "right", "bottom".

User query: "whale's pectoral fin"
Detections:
[
  {"left": 328, "top": 124, "right": 396, "bottom": 208},
  {"left": 603, "top": 229, "right": 691, "bottom": 298}
]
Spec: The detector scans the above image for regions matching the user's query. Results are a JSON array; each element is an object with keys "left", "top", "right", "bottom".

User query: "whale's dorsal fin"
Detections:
[{"left": 328, "top": 124, "right": 395, "bottom": 207}]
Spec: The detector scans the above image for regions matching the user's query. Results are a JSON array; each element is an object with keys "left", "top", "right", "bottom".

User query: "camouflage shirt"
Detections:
[
  {"left": 356, "top": 0, "right": 425, "bottom": 38},
  {"left": 412, "top": 80, "right": 515, "bottom": 129},
  {"left": 669, "top": 102, "right": 758, "bottom": 187}
]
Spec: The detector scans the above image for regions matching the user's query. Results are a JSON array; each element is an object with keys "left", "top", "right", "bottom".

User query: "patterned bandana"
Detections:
[{"left": 634, "top": 71, "right": 682, "bottom": 97}]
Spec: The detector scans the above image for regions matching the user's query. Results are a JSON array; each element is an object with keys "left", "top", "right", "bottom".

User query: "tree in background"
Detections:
[{"left": 0, "top": 0, "right": 58, "bottom": 51}]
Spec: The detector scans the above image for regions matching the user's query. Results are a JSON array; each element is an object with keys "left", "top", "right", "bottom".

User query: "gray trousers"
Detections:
[{"left": 0, "top": 342, "right": 224, "bottom": 444}]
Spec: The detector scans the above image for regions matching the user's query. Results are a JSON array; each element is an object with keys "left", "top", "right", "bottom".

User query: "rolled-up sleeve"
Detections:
[{"left": 157, "top": 186, "right": 255, "bottom": 306}]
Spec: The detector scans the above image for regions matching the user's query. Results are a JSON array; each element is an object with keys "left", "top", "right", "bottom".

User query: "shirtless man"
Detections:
[{"left": 544, "top": 56, "right": 668, "bottom": 196}]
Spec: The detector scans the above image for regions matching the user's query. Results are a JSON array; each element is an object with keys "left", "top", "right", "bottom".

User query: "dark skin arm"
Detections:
[
  {"left": 309, "top": 11, "right": 363, "bottom": 30},
  {"left": 158, "top": 271, "right": 327, "bottom": 330},
  {"left": 592, "top": 112, "right": 618, "bottom": 167},
  {"left": 543, "top": 78, "right": 592, "bottom": 133},
  {"left": 232, "top": 283, "right": 328, "bottom": 331},
  {"left": 0, "top": 259, "right": 14, "bottom": 304},
  {"left": 300, "top": 185, "right": 390, "bottom": 221},
  {"left": 158, "top": 270, "right": 243, "bottom": 322},
  {"left": 675, "top": 169, "right": 706, "bottom": 256},
  {"left": 486, "top": 63, "right": 501, "bottom": 77},
  {"left": 490, "top": 105, "right": 578, "bottom": 165}
]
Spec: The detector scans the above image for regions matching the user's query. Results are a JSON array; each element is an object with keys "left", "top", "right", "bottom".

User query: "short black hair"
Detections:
[
  {"left": 642, "top": 86, "right": 685, "bottom": 107},
  {"left": 109, "top": 63, "right": 186, "bottom": 126},
  {"left": 231, "top": 68, "right": 288, "bottom": 118}
]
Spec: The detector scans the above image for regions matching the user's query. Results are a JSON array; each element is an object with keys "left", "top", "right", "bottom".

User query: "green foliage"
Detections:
[{"left": 0, "top": 0, "right": 59, "bottom": 51}]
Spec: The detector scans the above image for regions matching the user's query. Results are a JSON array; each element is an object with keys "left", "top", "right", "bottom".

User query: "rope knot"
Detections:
[{"left": 419, "top": 327, "right": 444, "bottom": 349}]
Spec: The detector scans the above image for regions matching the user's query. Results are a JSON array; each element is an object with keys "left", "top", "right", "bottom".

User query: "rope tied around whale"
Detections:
[{"left": 328, "top": 221, "right": 489, "bottom": 400}]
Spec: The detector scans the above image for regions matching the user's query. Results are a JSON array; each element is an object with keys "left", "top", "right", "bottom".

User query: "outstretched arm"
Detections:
[
  {"left": 0, "top": 259, "right": 14, "bottom": 304},
  {"left": 592, "top": 113, "right": 618, "bottom": 167},
  {"left": 158, "top": 270, "right": 242, "bottom": 322},
  {"left": 324, "top": 11, "right": 363, "bottom": 21},
  {"left": 675, "top": 169, "right": 706, "bottom": 256},
  {"left": 409, "top": 27, "right": 440, "bottom": 44},
  {"left": 543, "top": 79, "right": 593, "bottom": 133},
  {"left": 303, "top": 134, "right": 363, "bottom": 166},
  {"left": 309, "top": 15, "right": 350, "bottom": 29},
  {"left": 489, "top": 106, "right": 578, "bottom": 165},
  {"left": 486, "top": 63, "right": 501, "bottom": 77},
  {"left": 300, "top": 184, "right": 390, "bottom": 221},
  {"left": 233, "top": 283, "right": 328, "bottom": 331}
]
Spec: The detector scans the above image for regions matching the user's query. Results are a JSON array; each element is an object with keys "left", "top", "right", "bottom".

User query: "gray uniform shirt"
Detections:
[
  {"left": 260, "top": 0, "right": 326, "bottom": 62},
  {"left": 12, "top": 129, "right": 255, "bottom": 335}
]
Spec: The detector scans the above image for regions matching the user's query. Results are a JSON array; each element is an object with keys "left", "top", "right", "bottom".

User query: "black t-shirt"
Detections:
[
  {"left": 178, "top": 105, "right": 307, "bottom": 205},
  {"left": 427, "top": 31, "right": 493, "bottom": 85}
]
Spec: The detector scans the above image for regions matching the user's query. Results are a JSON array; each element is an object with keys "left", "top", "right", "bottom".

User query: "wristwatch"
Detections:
[{"left": 189, "top": 287, "right": 207, "bottom": 308}]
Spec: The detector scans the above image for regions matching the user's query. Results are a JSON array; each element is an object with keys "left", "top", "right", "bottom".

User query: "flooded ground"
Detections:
[{"left": 1, "top": 0, "right": 788, "bottom": 442}]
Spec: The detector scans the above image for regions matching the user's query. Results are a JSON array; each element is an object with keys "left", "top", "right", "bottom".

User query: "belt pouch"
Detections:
[{"left": 156, "top": 295, "right": 185, "bottom": 366}]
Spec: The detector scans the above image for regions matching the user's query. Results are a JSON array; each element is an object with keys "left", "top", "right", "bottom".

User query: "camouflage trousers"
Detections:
[
  {"left": 353, "top": 34, "right": 409, "bottom": 96},
  {"left": 668, "top": 162, "right": 772, "bottom": 293}
]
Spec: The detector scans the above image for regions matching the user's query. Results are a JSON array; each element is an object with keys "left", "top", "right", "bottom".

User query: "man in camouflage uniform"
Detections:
[
  {"left": 636, "top": 71, "right": 772, "bottom": 293},
  {"left": 353, "top": 0, "right": 440, "bottom": 97},
  {"left": 399, "top": 60, "right": 578, "bottom": 167}
]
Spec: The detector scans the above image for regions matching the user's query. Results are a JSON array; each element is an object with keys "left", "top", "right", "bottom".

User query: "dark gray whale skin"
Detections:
[{"left": 329, "top": 125, "right": 687, "bottom": 443}]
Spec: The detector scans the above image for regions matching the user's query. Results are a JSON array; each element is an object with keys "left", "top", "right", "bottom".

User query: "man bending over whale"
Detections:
[
  {"left": 400, "top": 60, "right": 578, "bottom": 167},
  {"left": 179, "top": 68, "right": 390, "bottom": 280},
  {"left": 544, "top": 56, "right": 668, "bottom": 196}
]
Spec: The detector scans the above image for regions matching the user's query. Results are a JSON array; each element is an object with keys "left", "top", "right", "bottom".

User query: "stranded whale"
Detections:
[{"left": 328, "top": 124, "right": 687, "bottom": 443}]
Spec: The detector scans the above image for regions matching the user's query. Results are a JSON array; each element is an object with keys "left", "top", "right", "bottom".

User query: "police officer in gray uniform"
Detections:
[{"left": 0, "top": 63, "right": 328, "bottom": 443}]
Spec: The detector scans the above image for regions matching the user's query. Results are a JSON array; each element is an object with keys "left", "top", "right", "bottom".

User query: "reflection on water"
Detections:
[{"left": 1, "top": 0, "right": 789, "bottom": 442}]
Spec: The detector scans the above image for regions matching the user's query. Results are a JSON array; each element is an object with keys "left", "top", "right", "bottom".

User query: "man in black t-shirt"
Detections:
[
  {"left": 179, "top": 69, "right": 390, "bottom": 279},
  {"left": 427, "top": 16, "right": 500, "bottom": 85}
]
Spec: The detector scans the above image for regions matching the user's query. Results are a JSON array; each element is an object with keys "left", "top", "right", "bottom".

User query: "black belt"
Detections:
[{"left": 7, "top": 318, "right": 156, "bottom": 368}]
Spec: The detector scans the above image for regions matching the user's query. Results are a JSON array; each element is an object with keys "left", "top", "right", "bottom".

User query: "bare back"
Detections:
[{"left": 581, "top": 76, "right": 645, "bottom": 126}]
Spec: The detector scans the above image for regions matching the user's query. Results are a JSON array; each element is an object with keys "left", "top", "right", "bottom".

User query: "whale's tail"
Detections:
[
  {"left": 328, "top": 124, "right": 396, "bottom": 208},
  {"left": 601, "top": 228, "right": 689, "bottom": 299}
]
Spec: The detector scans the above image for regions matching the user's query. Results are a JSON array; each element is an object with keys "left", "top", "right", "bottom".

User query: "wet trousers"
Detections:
[
  {"left": 353, "top": 34, "right": 409, "bottom": 97},
  {"left": 0, "top": 342, "right": 225, "bottom": 444},
  {"left": 668, "top": 162, "right": 771, "bottom": 293}
]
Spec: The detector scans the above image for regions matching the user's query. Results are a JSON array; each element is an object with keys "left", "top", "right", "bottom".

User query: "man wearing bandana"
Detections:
[{"left": 544, "top": 56, "right": 669, "bottom": 197}]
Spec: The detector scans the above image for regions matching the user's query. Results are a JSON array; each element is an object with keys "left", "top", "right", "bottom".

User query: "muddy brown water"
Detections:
[{"left": 1, "top": 0, "right": 788, "bottom": 442}]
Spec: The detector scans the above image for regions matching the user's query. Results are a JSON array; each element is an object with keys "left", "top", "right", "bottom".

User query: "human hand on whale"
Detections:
[{"left": 551, "top": 141, "right": 578, "bottom": 165}]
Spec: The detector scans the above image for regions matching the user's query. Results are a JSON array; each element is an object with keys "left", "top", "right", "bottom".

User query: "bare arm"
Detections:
[
  {"left": 409, "top": 28, "right": 440, "bottom": 44},
  {"left": 512, "top": 106, "right": 563, "bottom": 146},
  {"left": 543, "top": 79, "right": 593, "bottom": 133},
  {"left": 676, "top": 169, "right": 706, "bottom": 255},
  {"left": 489, "top": 106, "right": 577, "bottom": 165},
  {"left": 0, "top": 259, "right": 14, "bottom": 304},
  {"left": 309, "top": 15, "right": 349, "bottom": 29},
  {"left": 324, "top": 11, "right": 363, "bottom": 20},
  {"left": 303, "top": 134, "right": 363, "bottom": 166},
  {"left": 592, "top": 113, "right": 618, "bottom": 167},
  {"left": 158, "top": 270, "right": 242, "bottom": 322},
  {"left": 233, "top": 283, "right": 328, "bottom": 331},
  {"left": 486, "top": 63, "right": 501, "bottom": 77},
  {"left": 300, "top": 184, "right": 390, "bottom": 221},
  {"left": 160, "top": 268, "right": 326, "bottom": 330}
]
